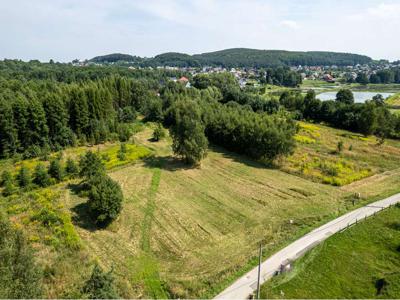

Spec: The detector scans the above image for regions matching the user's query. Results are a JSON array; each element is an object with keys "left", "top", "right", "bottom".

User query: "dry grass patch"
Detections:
[{"left": 282, "top": 121, "right": 400, "bottom": 185}]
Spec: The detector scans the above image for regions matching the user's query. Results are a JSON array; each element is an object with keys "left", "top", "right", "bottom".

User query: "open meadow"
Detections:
[
  {"left": 260, "top": 204, "right": 400, "bottom": 299},
  {"left": 283, "top": 121, "right": 400, "bottom": 186},
  {"left": 2, "top": 122, "right": 400, "bottom": 298}
]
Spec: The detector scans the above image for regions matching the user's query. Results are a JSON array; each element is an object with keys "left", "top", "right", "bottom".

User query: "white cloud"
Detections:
[
  {"left": 280, "top": 20, "right": 300, "bottom": 30},
  {"left": 0, "top": 0, "right": 399, "bottom": 61},
  {"left": 367, "top": 3, "right": 400, "bottom": 18}
]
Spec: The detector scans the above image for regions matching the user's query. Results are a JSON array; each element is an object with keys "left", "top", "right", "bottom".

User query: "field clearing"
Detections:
[
  {"left": 282, "top": 122, "right": 400, "bottom": 186},
  {"left": 56, "top": 125, "right": 400, "bottom": 298},
  {"left": 3, "top": 122, "right": 400, "bottom": 297},
  {"left": 261, "top": 205, "right": 400, "bottom": 299}
]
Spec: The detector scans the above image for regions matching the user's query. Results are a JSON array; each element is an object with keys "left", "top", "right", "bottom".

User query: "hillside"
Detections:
[
  {"left": 260, "top": 205, "right": 400, "bottom": 298},
  {"left": 90, "top": 53, "right": 143, "bottom": 64},
  {"left": 3, "top": 121, "right": 400, "bottom": 298},
  {"left": 90, "top": 48, "right": 372, "bottom": 67}
]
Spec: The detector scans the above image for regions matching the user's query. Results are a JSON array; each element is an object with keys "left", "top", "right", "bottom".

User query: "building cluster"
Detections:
[
  {"left": 72, "top": 59, "right": 400, "bottom": 86},
  {"left": 293, "top": 61, "right": 400, "bottom": 83}
]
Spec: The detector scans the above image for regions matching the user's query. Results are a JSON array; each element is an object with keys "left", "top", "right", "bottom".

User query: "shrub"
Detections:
[
  {"left": 82, "top": 264, "right": 119, "bottom": 299},
  {"left": 1, "top": 171, "right": 16, "bottom": 196},
  {"left": 65, "top": 158, "right": 79, "bottom": 178},
  {"left": 117, "top": 123, "right": 132, "bottom": 142},
  {"left": 16, "top": 165, "right": 31, "bottom": 188},
  {"left": 48, "top": 159, "right": 64, "bottom": 182},
  {"left": 0, "top": 214, "right": 43, "bottom": 298},
  {"left": 117, "top": 143, "right": 126, "bottom": 161},
  {"left": 152, "top": 123, "right": 166, "bottom": 141},
  {"left": 87, "top": 175, "right": 123, "bottom": 225},
  {"left": 33, "top": 163, "right": 51, "bottom": 187},
  {"left": 1, "top": 171, "right": 13, "bottom": 187},
  {"left": 337, "top": 141, "right": 344, "bottom": 153}
]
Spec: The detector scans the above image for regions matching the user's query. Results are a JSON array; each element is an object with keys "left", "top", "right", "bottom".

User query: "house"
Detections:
[
  {"left": 178, "top": 76, "right": 189, "bottom": 83},
  {"left": 323, "top": 74, "right": 335, "bottom": 83}
]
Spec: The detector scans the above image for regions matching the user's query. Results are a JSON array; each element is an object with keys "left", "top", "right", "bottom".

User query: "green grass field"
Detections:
[
  {"left": 2, "top": 122, "right": 400, "bottom": 298},
  {"left": 260, "top": 205, "right": 400, "bottom": 299},
  {"left": 283, "top": 121, "right": 400, "bottom": 186},
  {"left": 386, "top": 93, "right": 400, "bottom": 106}
]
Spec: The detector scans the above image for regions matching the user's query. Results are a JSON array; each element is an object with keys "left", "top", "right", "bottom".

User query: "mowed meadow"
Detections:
[
  {"left": 3, "top": 121, "right": 400, "bottom": 298},
  {"left": 260, "top": 205, "right": 400, "bottom": 299}
]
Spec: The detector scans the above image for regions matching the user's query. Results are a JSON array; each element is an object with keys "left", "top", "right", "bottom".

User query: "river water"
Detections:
[{"left": 317, "top": 91, "right": 394, "bottom": 103}]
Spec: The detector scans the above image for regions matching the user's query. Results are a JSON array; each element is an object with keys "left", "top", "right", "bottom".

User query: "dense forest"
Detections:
[
  {"left": 2, "top": 60, "right": 400, "bottom": 164},
  {"left": 89, "top": 53, "right": 143, "bottom": 64},
  {"left": 89, "top": 48, "right": 372, "bottom": 68},
  {"left": 0, "top": 60, "right": 297, "bottom": 162}
]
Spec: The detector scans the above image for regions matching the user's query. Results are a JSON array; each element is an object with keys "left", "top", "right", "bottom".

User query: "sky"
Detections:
[{"left": 1, "top": 0, "right": 399, "bottom": 62}]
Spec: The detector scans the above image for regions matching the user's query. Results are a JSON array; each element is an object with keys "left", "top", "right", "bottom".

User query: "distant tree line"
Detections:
[
  {"left": 352, "top": 68, "right": 400, "bottom": 84},
  {"left": 95, "top": 49, "right": 372, "bottom": 68},
  {"left": 279, "top": 89, "right": 400, "bottom": 140}
]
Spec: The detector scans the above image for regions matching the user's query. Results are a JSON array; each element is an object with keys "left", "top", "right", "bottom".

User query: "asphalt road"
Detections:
[{"left": 214, "top": 193, "right": 400, "bottom": 299}]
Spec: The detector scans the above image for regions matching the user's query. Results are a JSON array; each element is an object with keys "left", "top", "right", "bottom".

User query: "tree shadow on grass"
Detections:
[
  {"left": 67, "top": 182, "right": 104, "bottom": 232},
  {"left": 143, "top": 155, "right": 196, "bottom": 172},
  {"left": 209, "top": 144, "right": 275, "bottom": 170},
  {"left": 388, "top": 222, "right": 400, "bottom": 231}
]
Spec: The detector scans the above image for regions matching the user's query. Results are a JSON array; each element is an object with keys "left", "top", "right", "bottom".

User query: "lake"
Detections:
[{"left": 317, "top": 91, "right": 394, "bottom": 103}]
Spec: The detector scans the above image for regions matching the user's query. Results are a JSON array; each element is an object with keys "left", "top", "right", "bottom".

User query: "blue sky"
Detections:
[{"left": 1, "top": 0, "right": 399, "bottom": 62}]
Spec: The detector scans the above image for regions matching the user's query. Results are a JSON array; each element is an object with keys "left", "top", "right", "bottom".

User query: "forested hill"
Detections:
[
  {"left": 89, "top": 48, "right": 372, "bottom": 67},
  {"left": 192, "top": 48, "right": 372, "bottom": 67},
  {"left": 90, "top": 53, "right": 143, "bottom": 64}
]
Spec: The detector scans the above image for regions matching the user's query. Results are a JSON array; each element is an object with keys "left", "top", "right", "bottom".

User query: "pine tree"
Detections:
[
  {"left": 16, "top": 165, "right": 31, "bottom": 188},
  {"left": 79, "top": 151, "right": 105, "bottom": 180},
  {"left": 48, "top": 159, "right": 63, "bottom": 182},
  {"left": 0, "top": 215, "right": 43, "bottom": 298},
  {"left": 87, "top": 175, "right": 123, "bottom": 225},
  {"left": 26, "top": 98, "right": 49, "bottom": 149},
  {"left": 82, "top": 264, "right": 119, "bottom": 299},
  {"left": 0, "top": 98, "right": 18, "bottom": 158},
  {"left": 43, "top": 94, "right": 72, "bottom": 149},
  {"left": 33, "top": 163, "right": 50, "bottom": 187},
  {"left": 69, "top": 87, "right": 89, "bottom": 139},
  {"left": 65, "top": 158, "right": 79, "bottom": 178},
  {"left": 1, "top": 171, "right": 16, "bottom": 196}
]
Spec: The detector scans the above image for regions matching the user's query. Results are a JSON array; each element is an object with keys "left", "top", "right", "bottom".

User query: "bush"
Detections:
[
  {"left": 1, "top": 171, "right": 12, "bottom": 187},
  {"left": 87, "top": 175, "right": 123, "bottom": 225},
  {"left": 33, "top": 163, "right": 51, "bottom": 187},
  {"left": 16, "top": 165, "right": 31, "bottom": 188},
  {"left": 0, "top": 214, "right": 43, "bottom": 298},
  {"left": 82, "top": 264, "right": 119, "bottom": 299},
  {"left": 1, "top": 171, "right": 16, "bottom": 196},
  {"left": 117, "top": 143, "right": 126, "bottom": 161},
  {"left": 117, "top": 124, "right": 132, "bottom": 142},
  {"left": 65, "top": 158, "right": 79, "bottom": 178},
  {"left": 337, "top": 141, "right": 344, "bottom": 153},
  {"left": 48, "top": 159, "right": 63, "bottom": 182},
  {"left": 152, "top": 123, "right": 166, "bottom": 141}
]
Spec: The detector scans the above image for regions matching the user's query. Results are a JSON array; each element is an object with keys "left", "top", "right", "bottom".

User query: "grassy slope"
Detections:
[
  {"left": 3, "top": 122, "right": 400, "bottom": 297},
  {"left": 61, "top": 125, "right": 355, "bottom": 298},
  {"left": 260, "top": 205, "right": 400, "bottom": 299},
  {"left": 283, "top": 122, "right": 400, "bottom": 186}
]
